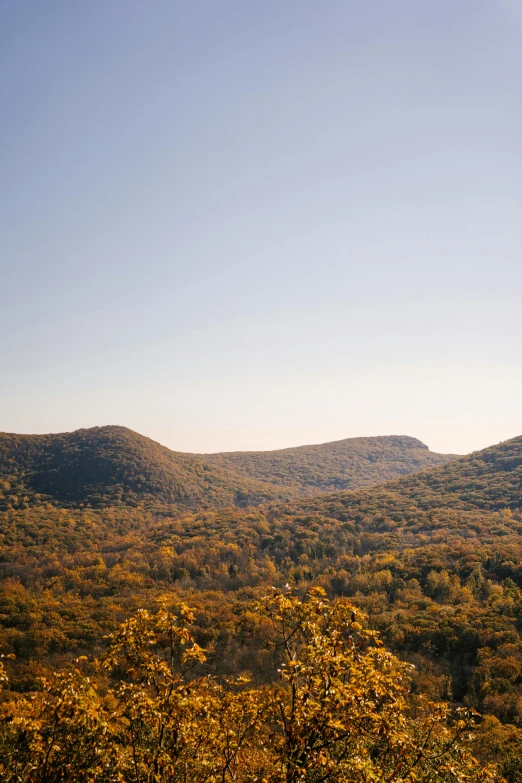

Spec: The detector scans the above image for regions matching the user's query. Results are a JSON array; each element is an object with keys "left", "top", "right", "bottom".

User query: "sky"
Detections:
[{"left": 1, "top": 1, "right": 521, "bottom": 456}]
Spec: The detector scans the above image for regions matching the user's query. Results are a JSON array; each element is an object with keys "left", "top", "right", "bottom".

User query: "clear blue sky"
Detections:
[{"left": 1, "top": 1, "right": 521, "bottom": 455}]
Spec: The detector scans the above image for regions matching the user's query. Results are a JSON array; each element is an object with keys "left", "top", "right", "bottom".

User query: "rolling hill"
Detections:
[
  {"left": 203, "top": 434, "right": 455, "bottom": 492},
  {"left": 289, "top": 433, "right": 522, "bottom": 526},
  {"left": 0, "top": 426, "right": 281, "bottom": 510},
  {"left": 0, "top": 431, "right": 522, "bottom": 771},
  {"left": 0, "top": 426, "right": 456, "bottom": 510}
]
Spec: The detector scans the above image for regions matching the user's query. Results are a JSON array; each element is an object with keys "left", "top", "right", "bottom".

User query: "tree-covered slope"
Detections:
[
  {"left": 291, "top": 434, "right": 522, "bottom": 522},
  {"left": 204, "top": 434, "right": 455, "bottom": 492},
  {"left": 0, "top": 426, "right": 284, "bottom": 510},
  {"left": 0, "top": 427, "right": 457, "bottom": 511}
]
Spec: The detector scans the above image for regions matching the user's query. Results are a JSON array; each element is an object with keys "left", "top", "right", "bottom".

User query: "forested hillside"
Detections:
[
  {"left": 0, "top": 434, "right": 521, "bottom": 778},
  {"left": 0, "top": 426, "right": 285, "bottom": 510},
  {"left": 278, "top": 436, "right": 522, "bottom": 544},
  {"left": 204, "top": 434, "right": 455, "bottom": 491},
  {"left": 294, "top": 434, "right": 522, "bottom": 517},
  {"left": 0, "top": 426, "right": 455, "bottom": 510}
]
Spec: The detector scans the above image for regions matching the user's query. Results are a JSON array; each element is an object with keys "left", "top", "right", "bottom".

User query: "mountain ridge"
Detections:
[
  {"left": 0, "top": 425, "right": 457, "bottom": 510},
  {"left": 203, "top": 433, "right": 456, "bottom": 492},
  {"left": 279, "top": 434, "right": 522, "bottom": 535}
]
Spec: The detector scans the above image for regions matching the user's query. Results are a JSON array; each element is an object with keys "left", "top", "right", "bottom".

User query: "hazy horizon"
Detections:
[{"left": 1, "top": 1, "right": 521, "bottom": 456}]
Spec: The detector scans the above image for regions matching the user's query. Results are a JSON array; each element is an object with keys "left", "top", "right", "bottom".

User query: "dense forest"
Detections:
[
  {"left": 1, "top": 430, "right": 522, "bottom": 780},
  {"left": 0, "top": 426, "right": 455, "bottom": 510},
  {"left": 0, "top": 589, "right": 497, "bottom": 782},
  {"left": 203, "top": 434, "right": 455, "bottom": 492}
]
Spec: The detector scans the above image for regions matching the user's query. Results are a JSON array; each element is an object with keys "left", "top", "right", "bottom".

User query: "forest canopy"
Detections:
[
  {"left": 0, "top": 589, "right": 497, "bottom": 782},
  {"left": 0, "top": 433, "right": 521, "bottom": 779}
]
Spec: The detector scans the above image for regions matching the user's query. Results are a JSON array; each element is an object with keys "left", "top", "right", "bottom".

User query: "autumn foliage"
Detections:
[
  {"left": 0, "top": 589, "right": 496, "bottom": 782},
  {"left": 1, "top": 434, "right": 521, "bottom": 778}
]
